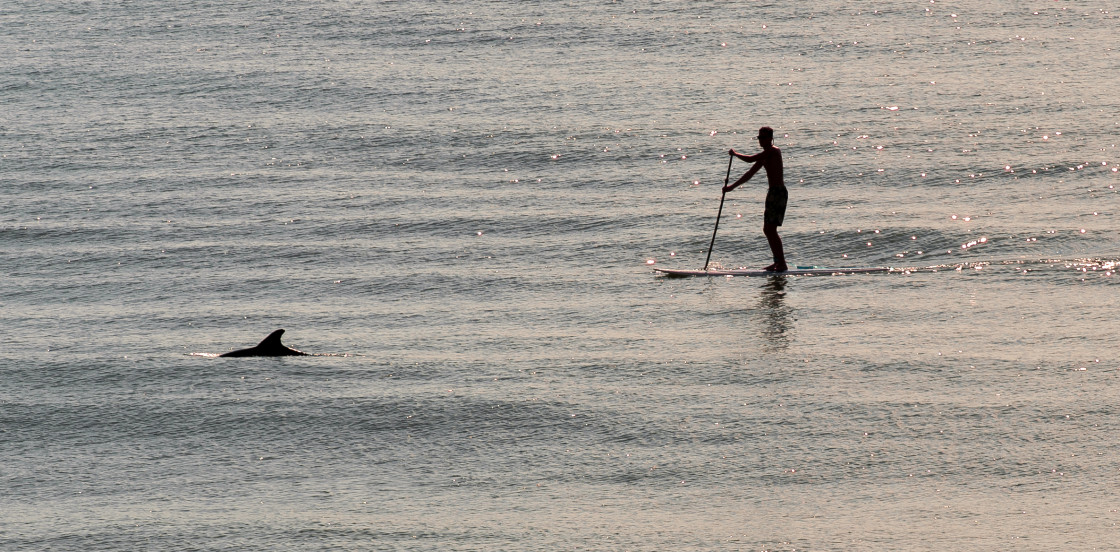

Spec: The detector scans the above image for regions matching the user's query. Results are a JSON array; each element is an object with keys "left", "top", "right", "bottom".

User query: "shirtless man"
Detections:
[{"left": 723, "top": 126, "right": 788, "bottom": 272}]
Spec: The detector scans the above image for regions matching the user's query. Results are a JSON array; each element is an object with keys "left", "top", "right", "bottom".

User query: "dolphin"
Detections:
[{"left": 220, "top": 329, "right": 308, "bottom": 357}]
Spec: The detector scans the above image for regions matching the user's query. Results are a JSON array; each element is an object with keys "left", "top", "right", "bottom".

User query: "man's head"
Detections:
[{"left": 757, "top": 126, "right": 774, "bottom": 146}]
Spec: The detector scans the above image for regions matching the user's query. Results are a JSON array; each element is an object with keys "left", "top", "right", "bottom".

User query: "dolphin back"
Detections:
[{"left": 220, "top": 329, "right": 308, "bottom": 357}]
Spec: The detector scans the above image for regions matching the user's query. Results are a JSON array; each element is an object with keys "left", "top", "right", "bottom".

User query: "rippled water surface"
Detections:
[{"left": 3, "top": 1, "right": 1120, "bottom": 550}]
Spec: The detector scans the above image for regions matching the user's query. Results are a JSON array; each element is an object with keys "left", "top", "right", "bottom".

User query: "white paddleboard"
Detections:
[{"left": 654, "top": 266, "right": 890, "bottom": 277}]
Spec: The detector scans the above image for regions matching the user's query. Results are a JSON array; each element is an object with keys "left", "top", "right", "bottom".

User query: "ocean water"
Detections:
[{"left": 3, "top": 1, "right": 1119, "bottom": 550}]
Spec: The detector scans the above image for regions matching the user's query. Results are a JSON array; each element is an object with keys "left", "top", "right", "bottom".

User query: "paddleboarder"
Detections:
[{"left": 724, "top": 126, "right": 787, "bottom": 272}]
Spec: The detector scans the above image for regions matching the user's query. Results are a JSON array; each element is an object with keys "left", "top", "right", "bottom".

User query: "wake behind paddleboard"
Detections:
[{"left": 654, "top": 266, "right": 889, "bottom": 277}]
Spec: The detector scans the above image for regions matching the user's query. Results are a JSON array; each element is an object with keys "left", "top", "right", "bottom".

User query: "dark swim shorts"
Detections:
[{"left": 764, "top": 185, "right": 788, "bottom": 226}]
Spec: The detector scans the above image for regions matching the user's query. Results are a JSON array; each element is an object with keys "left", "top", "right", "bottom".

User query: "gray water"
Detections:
[{"left": 3, "top": 1, "right": 1120, "bottom": 550}]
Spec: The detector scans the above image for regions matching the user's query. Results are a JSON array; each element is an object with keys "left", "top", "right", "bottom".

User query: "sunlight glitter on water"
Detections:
[{"left": 8, "top": 2, "right": 1120, "bottom": 550}]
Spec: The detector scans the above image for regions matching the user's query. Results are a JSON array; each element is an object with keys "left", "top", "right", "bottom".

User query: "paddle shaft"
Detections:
[{"left": 703, "top": 156, "right": 734, "bottom": 270}]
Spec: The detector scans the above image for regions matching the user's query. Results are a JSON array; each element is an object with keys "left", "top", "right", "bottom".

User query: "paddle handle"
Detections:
[{"left": 703, "top": 156, "right": 734, "bottom": 270}]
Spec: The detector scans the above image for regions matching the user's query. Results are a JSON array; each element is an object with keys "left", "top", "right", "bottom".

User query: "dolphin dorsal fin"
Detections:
[{"left": 258, "top": 329, "right": 286, "bottom": 347}]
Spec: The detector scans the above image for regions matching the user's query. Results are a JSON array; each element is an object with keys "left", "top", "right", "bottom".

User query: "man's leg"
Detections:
[{"left": 763, "top": 223, "right": 787, "bottom": 271}]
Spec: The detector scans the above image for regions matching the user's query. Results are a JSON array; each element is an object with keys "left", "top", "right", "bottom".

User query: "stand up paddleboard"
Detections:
[{"left": 655, "top": 266, "right": 889, "bottom": 277}]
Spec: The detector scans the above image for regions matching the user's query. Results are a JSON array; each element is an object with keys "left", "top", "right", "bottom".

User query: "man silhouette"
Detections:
[{"left": 723, "top": 126, "right": 788, "bottom": 272}]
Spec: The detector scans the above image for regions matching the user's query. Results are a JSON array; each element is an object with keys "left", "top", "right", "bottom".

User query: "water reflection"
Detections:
[{"left": 758, "top": 276, "right": 792, "bottom": 350}]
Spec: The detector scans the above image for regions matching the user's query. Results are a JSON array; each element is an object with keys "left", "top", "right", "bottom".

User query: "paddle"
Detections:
[{"left": 703, "top": 155, "right": 734, "bottom": 270}]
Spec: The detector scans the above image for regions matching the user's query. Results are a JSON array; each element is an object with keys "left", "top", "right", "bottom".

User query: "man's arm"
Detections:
[
  {"left": 730, "top": 148, "right": 764, "bottom": 163},
  {"left": 721, "top": 160, "right": 766, "bottom": 192}
]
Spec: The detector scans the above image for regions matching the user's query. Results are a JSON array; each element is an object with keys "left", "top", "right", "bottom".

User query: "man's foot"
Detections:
[{"left": 764, "top": 263, "right": 788, "bottom": 272}]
